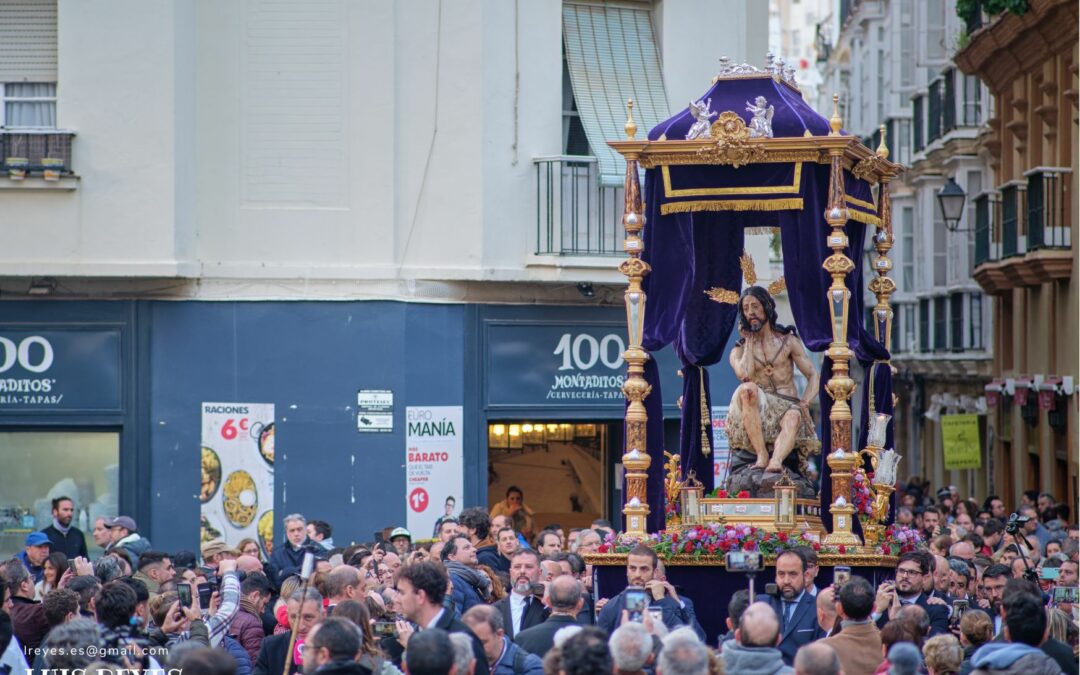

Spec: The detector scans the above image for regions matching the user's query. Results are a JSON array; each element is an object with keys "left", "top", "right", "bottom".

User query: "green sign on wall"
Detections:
[{"left": 941, "top": 414, "right": 982, "bottom": 470}]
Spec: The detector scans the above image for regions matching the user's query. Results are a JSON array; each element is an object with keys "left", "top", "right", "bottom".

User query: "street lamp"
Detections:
[{"left": 936, "top": 177, "right": 970, "bottom": 232}]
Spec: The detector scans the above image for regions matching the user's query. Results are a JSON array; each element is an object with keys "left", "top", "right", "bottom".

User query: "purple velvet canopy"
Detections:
[{"left": 635, "top": 75, "right": 894, "bottom": 532}]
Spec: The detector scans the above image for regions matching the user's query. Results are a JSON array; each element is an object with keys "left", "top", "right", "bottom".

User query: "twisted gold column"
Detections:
[
  {"left": 869, "top": 126, "right": 896, "bottom": 351},
  {"left": 619, "top": 100, "right": 653, "bottom": 538},
  {"left": 823, "top": 95, "right": 861, "bottom": 547}
]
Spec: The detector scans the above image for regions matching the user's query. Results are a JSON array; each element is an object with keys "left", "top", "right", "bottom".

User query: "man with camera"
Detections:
[
  {"left": 872, "top": 552, "right": 949, "bottom": 636},
  {"left": 597, "top": 545, "right": 704, "bottom": 640},
  {"left": 754, "top": 549, "right": 822, "bottom": 666}
]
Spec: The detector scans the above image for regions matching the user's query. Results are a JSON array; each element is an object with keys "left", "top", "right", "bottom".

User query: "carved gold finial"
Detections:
[
  {"left": 829, "top": 94, "right": 842, "bottom": 136},
  {"left": 876, "top": 124, "right": 889, "bottom": 158},
  {"left": 625, "top": 99, "right": 637, "bottom": 140}
]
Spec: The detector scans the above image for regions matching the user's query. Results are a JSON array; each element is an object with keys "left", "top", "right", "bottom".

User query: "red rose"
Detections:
[
  {"left": 811, "top": 542, "right": 821, "bottom": 551},
  {"left": 684, "top": 542, "right": 693, "bottom": 553},
  {"left": 838, "top": 545, "right": 847, "bottom": 554},
  {"left": 778, "top": 532, "right": 788, "bottom": 542},
  {"left": 718, "top": 490, "right": 729, "bottom": 498},
  {"left": 671, "top": 534, "right": 679, "bottom": 544},
  {"left": 881, "top": 544, "right": 890, "bottom": 553},
  {"left": 737, "top": 490, "right": 750, "bottom": 498},
  {"left": 743, "top": 541, "right": 755, "bottom": 551}
]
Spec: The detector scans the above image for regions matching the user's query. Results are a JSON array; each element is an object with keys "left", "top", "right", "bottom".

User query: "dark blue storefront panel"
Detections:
[{"left": 148, "top": 302, "right": 467, "bottom": 553}]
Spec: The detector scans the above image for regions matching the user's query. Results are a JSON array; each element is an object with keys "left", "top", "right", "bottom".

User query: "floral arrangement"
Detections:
[
  {"left": 665, "top": 498, "right": 681, "bottom": 520},
  {"left": 597, "top": 522, "right": 823, "bottom": 559},
  {"left": 851, "top": 469, "right": 874, "bottom": 521},
  {"left": 706, "top": 488, "right": 751, "bottom": 498},
  {"left": 876, "top": 524, "right": 923, "bottom": 556}
]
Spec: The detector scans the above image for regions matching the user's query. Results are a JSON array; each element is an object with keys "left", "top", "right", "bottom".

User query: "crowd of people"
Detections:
[{"left": 0, "top": 483, "right": 1076, "bottom": 675}]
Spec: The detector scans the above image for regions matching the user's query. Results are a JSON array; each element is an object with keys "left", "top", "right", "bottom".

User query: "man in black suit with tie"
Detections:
[
  {"left": 493, "top": 549, "right": 549, "bottom": 639},
  {"left": 514, "top": 574, "right": 584, "bottom": 658},
  {"left": 755, "top": 548, "right": 823, "bottom": 665},
  {"left": 597, "top": 544, "right": 705, "bottom": 641},
  {"left": 872, "top": 551, "right": 950, "bottom": 636}
]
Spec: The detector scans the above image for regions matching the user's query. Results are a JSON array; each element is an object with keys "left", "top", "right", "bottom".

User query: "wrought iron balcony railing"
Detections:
[
  {"left": 534, "top": 156, "right": 623, "bottom": 257},
  {"left": 1025, "top": 167, "right": 1072, "bottom": 251},
  {"left": 0, "top": 130, "right": 76, "bottom": 176}
]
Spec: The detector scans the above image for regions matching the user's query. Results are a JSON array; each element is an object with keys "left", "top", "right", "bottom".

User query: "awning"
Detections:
[{"left": 562, "top": 2, "right": 669, "bottom": 186}]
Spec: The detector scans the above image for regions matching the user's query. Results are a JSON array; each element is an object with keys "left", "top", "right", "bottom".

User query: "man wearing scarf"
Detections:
[
  {"left": 441, "top": 535, "right": 491, "bottom": 617},
  {"left": 42, "top": 497, "right": 88, "bottom": 560}
]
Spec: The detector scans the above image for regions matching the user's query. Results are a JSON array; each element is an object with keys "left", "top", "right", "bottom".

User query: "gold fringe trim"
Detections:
[
  {"left": 660, "top": 198, "right": 804, "bottom": 215},
  {"left": 848, "top": 209, "right": 882, "bottom": 227},
  {"left": 746, "top": 226, "right": 780, "bottom": 235}
]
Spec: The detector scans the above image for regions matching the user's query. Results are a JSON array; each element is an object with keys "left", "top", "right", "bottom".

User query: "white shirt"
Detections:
[
  {"left": 425, "top": 608, "right": 446, "bottom": 630},
  {"left": 510, "top": 591, "right": 531, "bottom": 634}
]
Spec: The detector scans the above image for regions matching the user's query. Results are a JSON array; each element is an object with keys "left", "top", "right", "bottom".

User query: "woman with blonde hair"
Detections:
[
  {"left": 958, "top": 611, "right": 992, "bottom": 675},
  {"left": 923, "top": 635, "right": 963, "bottom": 675}
]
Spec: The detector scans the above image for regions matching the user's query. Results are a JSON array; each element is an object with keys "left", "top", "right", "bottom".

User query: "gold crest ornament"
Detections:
[
  {"left": 705, "top": 250, "right": 787, "bottom": 305},
  {"left": 696, "top": 112, "right": 767, "bottom": 168}
]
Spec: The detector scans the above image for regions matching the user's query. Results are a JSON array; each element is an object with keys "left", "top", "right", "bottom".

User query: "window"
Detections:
[
  {"left": 1001, "top": 184, "right": 1020, "bottom": 257},
  {"left": 912, "top": 96, "right": 924, "bottom": 152},
  {"left": 919, "top": 299, "right": 930, "bottom": 352},
  {"left": 965, "top": 171, "right": 982, "bottom": 271},
  {"left": 901, "top": 206, "right": 914, "bottom": 292},
  {"left": 962, "top": 74, "right": 981, "bottom": 126},
  {"left": 933, "top": 298, "right": 947, "bottom": 351},
  {"left": 0, "top": 431, "right": 119, "bottom": 558},
  {"left": 969, "top": 294, "right": 983, "bottom": 349},
  {"left": 925, "top": 0, "right": 945, "bottom": 61},
  {"left": 561, "top": 54, "right": 589, "bottom": 156},
  {"left": 1, "top": 83, "right": 56, "bottom": 128},
  {"left": 927, "top": 79, "right": 942, "bottom": 142},
  {"left": 900, "top": 0, "right": 915, "bottom": 86},
  {"left": 943, "top": 70, "right": 956, "bottom": 133},
  {"left": 902, "top": 304, "right": 915, "bottom": 353},
  {"left": 893, "top": 119, "right": 911, "bottom": 166},
  {"left": 950, "top": 293, "right": 964, "bottom": 351},
  {"left": 934, "top": 195, "right": 947, "bottom": 285}
]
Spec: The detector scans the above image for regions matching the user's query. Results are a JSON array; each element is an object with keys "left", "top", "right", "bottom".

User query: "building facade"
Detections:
[
  {"left": 818, "top": 0, "right": 995, "bottom": 499},
  {"left": 0, "top": 0, "right": 768, "bottom": 554},
  {"left": 954, "top": 0, "right": 1078, "bottom": 508}
]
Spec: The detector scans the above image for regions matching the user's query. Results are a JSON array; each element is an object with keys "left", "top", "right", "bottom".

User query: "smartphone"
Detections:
[
  {"left": 372, "top": 621, "right": 398, "bottom": 637},
  {"left": 177, "top": 583, "right": 193, "bottom": 608},
  {"left": 764, "top": 583, "right": 779, "bottom": 597},
  {"left": 1052, "top": 587, "right": 1078, "bottom": 605},
  {"left": 196, "top": 583, "right": 213, "bottom": 610},
  {"left": 531, "top": 583, "right": 546, "bottom": 599},
  {"left": 68, "top": 560, "right": 78, "bottom": 576},
  {"left": 950, "top": 598, "right": 968, "bottom": 625},
  {"left": 833, "top": 566, "right": 851, "bottom": 587},
  {"left": 1041, "top": 567, "right": 1061, "bottom": 580},
  {"left": 647, "top": 607, "right": 664, "bottom": 623},
  {"left": 624, "top": 586, "right": 647, "bottom": 622}
]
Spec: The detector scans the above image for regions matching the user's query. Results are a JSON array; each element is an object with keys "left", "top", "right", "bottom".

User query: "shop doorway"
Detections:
[{"left": 486, "top": 422, "right": 613, "bottom": 537}]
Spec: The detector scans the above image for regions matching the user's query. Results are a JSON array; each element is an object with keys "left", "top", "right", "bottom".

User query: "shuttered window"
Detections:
[
  {"left": 562, "top": 2, "right": 669, "bottom": 186},
  {"left": 0, "top": 0, "right": 58, "bottom": 83}
]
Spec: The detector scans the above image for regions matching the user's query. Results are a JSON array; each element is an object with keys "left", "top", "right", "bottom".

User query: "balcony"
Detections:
[
  {"left": 0, "top": 130, "right": 77, "bottom": 187},
  {"left": 534, "top": 156, "right": 622, "bottom": 257},
  {"left": 973, "top": 169, "right": 1073, "bottom": 294}
]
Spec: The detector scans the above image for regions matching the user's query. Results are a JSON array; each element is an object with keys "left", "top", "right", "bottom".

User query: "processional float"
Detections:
[{"left": 590, "top": 56, "right": 923, "bottom": 573}]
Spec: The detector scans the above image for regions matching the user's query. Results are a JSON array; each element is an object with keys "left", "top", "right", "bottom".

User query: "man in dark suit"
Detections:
[
  {"left": 755, "top": 549, "right": 823, "bottom": 665},
  {"left": 597, "top": 544, "right": 705, "bottom": 641},
  {"left": 380, "top": 560, "right": 490, "bottom": 675},
  {"left": 493, "top": 549, "right": 548, "bottom": 639},
  {"left": 41, "top": 497, "right": 88, "bottom": 560},
  {"left": 253, "top": 588, "right": 324, "bottom": 675},
  {"left": 514, "top": 575, "right": 584, "bottom": 657},
  {"left": 872, "top": 551, "right": 950, "bottom": 636}
]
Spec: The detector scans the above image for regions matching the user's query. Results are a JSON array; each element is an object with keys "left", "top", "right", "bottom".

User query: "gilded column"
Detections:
[
  {"left": 869, "top": 127, "right": 897, "bottom": 352},
  {"left": 823, "top": 95, "right": 861, "bottom": 547},
  {"left": 619, "top": 100, "right": 653, "bottom": 538}
]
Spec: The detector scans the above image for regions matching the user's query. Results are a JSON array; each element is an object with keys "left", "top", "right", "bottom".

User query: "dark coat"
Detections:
[
  {"left": 380, "top": 610, "right": 490, "bottom": 675},
  {"left": 310, "top": 662, "right": 373, "bottom": 675},
  {"left": 873, "top": 592, "right": 950, "bottom": 637},
  {"left": 269, "top": 540, "right": 324, "bottom": 585},
  {"left": 42, "top": 524, "right": 88, "bottom": 560},
  {"left": 253, "top": 632, "right": 300, "bottom": 675},
  {"left": 756, "top": 592, "right": 825, "bottom": 665},
  {"left": 599, "top": 589, "right": 706, "bottom": 641},
  {"left": 9, "top": 596, "right": 48, "bottom": 655},
  {"left": 477, "top": 545, "right": 501, "bottom": 570},
  {"left": 493, "top": 593, "right": 548, "bottom": 639},
  {"left": 229, "top": 606, "right": 267, "bottom": 663},
  {"left": 224, "top": 634, "right": 254, "bottom": 675},
  {"left": 513, "top": 614, "right": 580, "bottom": 658}
]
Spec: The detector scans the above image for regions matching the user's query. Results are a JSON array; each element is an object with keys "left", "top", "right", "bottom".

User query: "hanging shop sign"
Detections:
[
  {"left": 405, "top": 406, "right": 463, "bottom": 538},
  {"left": 201, "top": 402, "right": 276, "bottom": 557},
  {"left": 941, "top": 414, "right": 982, "bottom": 470},
  {"left": 0, "top": 329, "right": 122, "bottom": 412}
]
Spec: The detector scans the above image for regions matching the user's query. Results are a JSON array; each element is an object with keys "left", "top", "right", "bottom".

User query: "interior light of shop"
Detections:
[
  {"left": 559, "top": 423, "right": 574, "bottom": 441},
  {"left": 507, "top": 424, "right": 523, "bottom": 449},
  {"left": 545, "top": 423, "right": 560, "bottom": 440},
  {"left": 488, "top": 424, "right": 509, "bottom": 449},
  {"left": 524, "top": 423, "right": 545, "bottom": 445},
  {"left": 575, "top": 423, "right": 596, "bottom": 438},
  {"left": 521, "top": 423, "right": 533, "bottom": 433}
]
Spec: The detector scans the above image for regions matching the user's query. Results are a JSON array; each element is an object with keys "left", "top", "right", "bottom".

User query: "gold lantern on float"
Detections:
[
  {"left": 774, "top": 470, "right": 797, "bottom": 531},
  {"left": 680, "top": 470, "right": 704, "bottom": 527}
]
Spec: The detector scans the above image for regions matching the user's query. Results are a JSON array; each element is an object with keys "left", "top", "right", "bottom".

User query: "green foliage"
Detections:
[{"left": 955, "top": 0, "right": 1028, "bottom": 22}]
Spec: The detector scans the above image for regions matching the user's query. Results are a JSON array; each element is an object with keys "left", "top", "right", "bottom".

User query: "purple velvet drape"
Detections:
[{"left": 635, "top": 161, "right": 892, "bottom": 533}]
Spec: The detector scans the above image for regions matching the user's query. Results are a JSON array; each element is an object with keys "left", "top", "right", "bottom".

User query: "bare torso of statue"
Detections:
[{"left": 726, "top": 287, "right": 819, "bottom": 477}]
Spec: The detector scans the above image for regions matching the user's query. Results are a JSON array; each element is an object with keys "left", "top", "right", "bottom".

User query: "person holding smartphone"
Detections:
[{"left": 596, "top": 545, "right": 704, "bottom": 641}]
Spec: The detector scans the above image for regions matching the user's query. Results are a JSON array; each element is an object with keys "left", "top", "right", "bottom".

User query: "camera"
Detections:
[
  {"left": 726, "top": 551, "right": 763, "bottom": 573},
  {"left": 372, "top": 621, "right": 398, "bottom": 637},
  {"left": 1004, "top": 513, "right": 1030, "bottom": 535}
]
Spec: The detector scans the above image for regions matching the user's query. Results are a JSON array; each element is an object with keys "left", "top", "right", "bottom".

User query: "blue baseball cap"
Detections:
[{"left": 25, "top": 532, "right": 50, "bottom": 547}]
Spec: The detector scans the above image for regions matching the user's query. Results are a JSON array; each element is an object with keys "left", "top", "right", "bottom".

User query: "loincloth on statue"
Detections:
[{"left": 726, "top": 384, "right": 821, "bottom": 453}]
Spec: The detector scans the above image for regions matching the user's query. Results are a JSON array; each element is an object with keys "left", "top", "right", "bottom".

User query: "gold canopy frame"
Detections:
[{"left": 609, "top": 96, "right": 903, "bottom": 545}]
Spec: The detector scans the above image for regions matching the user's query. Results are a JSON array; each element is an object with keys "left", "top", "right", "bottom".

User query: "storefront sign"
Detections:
[
  {"left": 941, "top": 414, "right": 982, "bottom": 470},
  {"left": 406, "top": 406, "right": 463, "bottom": 538},
  {"left": 357, "top": 389, "right": 393, "bottom": 432},
  {"left": 200, "top": 403, "right": 275, "bottom": 556},
  {"left": 487, "top": 323, "right": 683, "bottom": 409},
  {"left": 711, "top": 405, "right": 731, "bottom": 486},
  {"left": 0, "top": 329, "right": 121, "bottom": 412}
]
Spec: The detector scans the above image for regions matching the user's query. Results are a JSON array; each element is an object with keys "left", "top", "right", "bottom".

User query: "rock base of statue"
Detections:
[{"left": 725, "top": 448, "right": 817, "bottom": 498}]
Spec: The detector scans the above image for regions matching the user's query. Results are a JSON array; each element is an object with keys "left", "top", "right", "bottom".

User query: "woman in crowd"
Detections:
[
  {"left": 957, "top": 610, "right": 992, "bottom": 675},
  {"left": 34, "top": 552, "right": 68, "bottom": 599},
  {"left": 923, "top": 635, "right": 963, "bottom": 675},
  {"left": 331, "top": 599, "right": 401, "bottom": 674}
]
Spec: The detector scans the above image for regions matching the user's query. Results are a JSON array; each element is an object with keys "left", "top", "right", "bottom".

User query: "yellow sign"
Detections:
[{"left": 941, "top": 414, "right": 982, "bottom": 470}]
